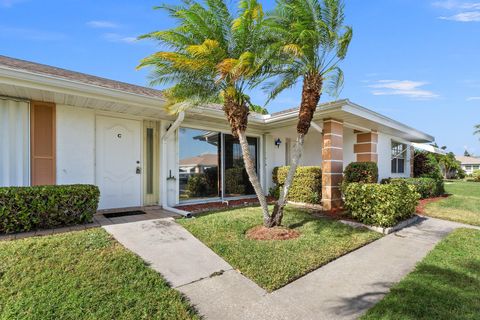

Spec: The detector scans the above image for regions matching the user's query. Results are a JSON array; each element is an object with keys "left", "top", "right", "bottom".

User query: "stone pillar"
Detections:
[
  {"left": 354, "top": 131, "right": 378, "bottom": 163},
  {"left": 322, "top": 119, "right": 344, "bottom": 211}
]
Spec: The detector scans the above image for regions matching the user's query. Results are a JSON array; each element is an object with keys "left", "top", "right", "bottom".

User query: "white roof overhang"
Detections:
[{"left": 0, "top": 65, "right": 172, "bottom": 119}]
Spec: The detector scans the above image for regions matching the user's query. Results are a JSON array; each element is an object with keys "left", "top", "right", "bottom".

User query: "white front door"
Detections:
[{"left": 96, "top": 116, "right": 142, "bottom": 209}]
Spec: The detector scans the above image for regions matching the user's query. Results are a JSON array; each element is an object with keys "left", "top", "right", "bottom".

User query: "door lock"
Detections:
[{"left": 136, "top": 166, "right": 142, "bottom": 174}]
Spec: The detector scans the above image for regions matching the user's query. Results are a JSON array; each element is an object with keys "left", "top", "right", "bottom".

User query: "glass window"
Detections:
[
  {"left": 391, "top": 141, "right": 406, "bottom": 174},
  {"left": 473, "top": 165, "right": 480, "bottom": 170},
  {"left": 146, "top": 128, "right": 154, "bottom": 194},
  {"left": 223, "top": 134, "right": 258, "bottom": 197},
  {"left": 179, "top": 128, "right": 221, "bottom": 201}
]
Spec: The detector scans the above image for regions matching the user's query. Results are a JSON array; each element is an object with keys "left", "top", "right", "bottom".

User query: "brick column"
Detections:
[
  {"left": 322, "top": 119, "right": 343, "bottom": 211},
  {"left": 354, "top": 131, "right": 378, "bottom": 163}
]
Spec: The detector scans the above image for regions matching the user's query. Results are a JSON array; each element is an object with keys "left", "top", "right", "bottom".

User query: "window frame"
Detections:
[{"left": 391, "top": 141, "right": 407, "bottom": 174}]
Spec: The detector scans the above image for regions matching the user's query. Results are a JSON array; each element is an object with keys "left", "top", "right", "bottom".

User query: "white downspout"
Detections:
[
  {"left": 161, "top": 112, "right": 192, "bottom": 218},
  {"left": 310, "top": 121, "right": 323, "bottom": 134}
]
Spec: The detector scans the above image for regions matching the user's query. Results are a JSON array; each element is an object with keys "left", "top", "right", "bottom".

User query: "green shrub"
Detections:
[
  {"left": 383, "top": 177, "right": 444, "bottom": 199},
  {"left": 343, "top": 162, "right": 379, "bottom": 184},
  {"left": 343, "top": 182, "right": 420, "bottom": 227},
  {"left": 0, "top": 184, "right": 99, "bottom": 234},
  {"left": 473, "top": 170, "right": 480, "bottom": 182},
  {"left": 186, "top": 174, "right": 209, "bottom": 197},
  {"left": 225, "top": 167, "right": 246, "bottom": 195},
  {"left": 273, "top": 166, "right": 322, "bottom": 204}
]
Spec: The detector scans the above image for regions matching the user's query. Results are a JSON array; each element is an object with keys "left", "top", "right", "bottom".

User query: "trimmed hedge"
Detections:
[
  {"left": 381, "top": 177, "right": 444, "bottom": 199},
  {"left": 0, "top": 184, "right": 100, "bottom": 234},
  {"left": 344, "top": 162, "right": 379, "bottom": 184},
  {"left": 272, "top": 166, "right": 322, "bottom": 204},
  {"left": 343, "top": 182, "right": 420, "bottom": 227}
]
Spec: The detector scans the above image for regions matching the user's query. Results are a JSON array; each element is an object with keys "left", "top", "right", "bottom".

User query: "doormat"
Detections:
[{"left": 103, "top": 210, "right": 146, "bottom": 219}]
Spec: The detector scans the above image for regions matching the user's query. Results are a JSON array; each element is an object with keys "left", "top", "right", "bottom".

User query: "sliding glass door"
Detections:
[
  {"left": 179, "top": 128, "right": 221, "bottom": 201},
  {"left": 223, "top": 134, "right": 257, "bottom": 197},
  {"left": 178, "top": 127, "right": 258, "bottom": 202}
]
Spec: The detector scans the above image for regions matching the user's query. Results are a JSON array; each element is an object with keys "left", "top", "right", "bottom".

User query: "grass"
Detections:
[
  {"left": 178, "top": 206, "right": 381, "bottom": 291},
  {"left": 362, "top": 228, "right": 480, "bottom": 320},
  {"left": 424, "top": 180, "right": 480, "bottom": 226},
  {"left": 0, "top": 229, "right": 199, "bottom": 320}
]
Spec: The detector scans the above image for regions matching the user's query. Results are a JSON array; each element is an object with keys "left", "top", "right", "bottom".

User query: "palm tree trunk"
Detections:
[
  {"left": 267, "top": 133, "right": 304, "bottom": 227},
  {"left": 236, "top": 129, "right": 271, "bottom": 225},
  {"left": 267, "top": 72, "right": 322, "bottom": 227}
]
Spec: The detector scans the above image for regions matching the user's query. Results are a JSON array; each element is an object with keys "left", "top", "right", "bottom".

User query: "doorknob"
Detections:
[{"left": 136, "top": 166, "right": 142, "bottom": 174}]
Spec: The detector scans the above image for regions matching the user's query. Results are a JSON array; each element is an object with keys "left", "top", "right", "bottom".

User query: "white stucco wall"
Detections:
[
  {"left": 56, "top": 105, "right": 95, "bottom": 184},
  {"left": 377, "top": 132, "right": 412, "bottom": 181},
  {"left": 343, "top": 127, "right": 356, "bottom": 168},
  {"left": 302, "top": 131, "right": 323, "bottom": 166}
]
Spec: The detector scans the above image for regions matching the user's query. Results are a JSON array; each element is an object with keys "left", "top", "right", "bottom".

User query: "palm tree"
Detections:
[
  {"left": 138, "top": 0, "right": 276, "bottom": 226},
  {"left": 264, "top": 0, "right": 352, "bottom": 226},
  {"left": 475, "top": 124, "right": 480, "bottom": 137}
]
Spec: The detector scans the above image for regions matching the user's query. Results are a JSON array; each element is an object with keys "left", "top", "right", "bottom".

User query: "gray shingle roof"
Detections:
[{"left": 0, "top": 55, "right": 164, "bottom": 99}]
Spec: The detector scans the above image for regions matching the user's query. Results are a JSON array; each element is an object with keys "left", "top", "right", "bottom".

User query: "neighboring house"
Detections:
[
  {"left": 455, "top": 156, "right": 480, "bottom": 175},
  {"left": 0, "top": 55, "right": 434, "bottom": 211}
]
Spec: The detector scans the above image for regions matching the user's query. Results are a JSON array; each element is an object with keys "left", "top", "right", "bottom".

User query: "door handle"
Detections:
[{"left": 136, "top": 166, "right": 142, "bottom": 174}]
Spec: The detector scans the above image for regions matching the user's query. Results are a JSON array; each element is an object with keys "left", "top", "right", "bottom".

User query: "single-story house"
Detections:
[
  {"left": 455, "top": 156, "right": 480, "bottom": 175},
  {"left": 0, "top": 55, "right": 434, "bottom": 211}
]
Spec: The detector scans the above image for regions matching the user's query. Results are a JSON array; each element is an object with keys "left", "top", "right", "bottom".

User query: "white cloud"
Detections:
[
  {"left": 87, "top": 20, "right": 119, "bottom": 29},
  {"left": 440, "top": 11, "right": 480, "bottom": 21},
  {"left": 433, "top": 1, "right": 480, "bottom": 22},
  {"left": 467, "top": 96, "right": 480, "bottom": 101},
  {"left": 368, "top": 80, "right": 439, "bottom": 100},
  {"left": 103, "top": 33, "right": 137, "bottom": 44}
]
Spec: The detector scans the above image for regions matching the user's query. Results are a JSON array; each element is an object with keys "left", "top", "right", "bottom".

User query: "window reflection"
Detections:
[
  {"left": 223, "top": 134, "right": 257, "bottom": 197},
  {"left": 179, "top": 128, "right": 221, "bottom": 201},
  {"left": 179, "top": 128, "right": 258, "bottom": 202}
]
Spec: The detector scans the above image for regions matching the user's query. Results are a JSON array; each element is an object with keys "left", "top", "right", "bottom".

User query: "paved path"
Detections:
[{"left": 104, "top": 216, "right": 479, "bottom": 320}]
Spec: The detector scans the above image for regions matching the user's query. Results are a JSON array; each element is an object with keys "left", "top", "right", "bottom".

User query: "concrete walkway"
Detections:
[{"left": 104, "top": 216, "right": 479, "bottom": 320}]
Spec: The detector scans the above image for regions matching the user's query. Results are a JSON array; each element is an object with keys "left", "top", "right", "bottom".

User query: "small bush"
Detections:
[
  {"left": 383, "top": 177, "right": 444, "bottom": 199},
  {"left": 225, "top": 167, "right": 246, "bottom": 195},
  {"left": 0, "top": 184, "right": 99, "bottom": 234},
  {"left": 273, "top": 166, "right": 322, "bottom": 204},
  {"left": 473, "top": 170, "right": 480, "bottom": 182},
  {"left": 343, "top": 182, "right": 420, "bottom": 227},
  {"left": 343, "top": 162, "right": 379, "bottom": 184},
  {"left": 414, "top": 151, "right": 443, "bottom": 181},
  {"left": 186, "top": 174, "right": 209, "bottom": 197}
]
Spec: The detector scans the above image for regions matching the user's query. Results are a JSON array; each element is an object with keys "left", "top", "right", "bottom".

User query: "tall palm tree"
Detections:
[
  {"left": 138, "top": 0, "right": 276, "bottom": 226},
  {"left": 264, "top": 0, "right": 352, "bottom": 226},
  {"left": 475, "top": 124, "right": 480, "bottom": 137}
]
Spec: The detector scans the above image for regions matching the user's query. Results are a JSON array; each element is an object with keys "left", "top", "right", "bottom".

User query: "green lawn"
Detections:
[
  {"left": 362, "top": 228, "right": 480, "bottom": 320},
  {"left": 424, "top": 181, "right": 480, "bottom": 226},
  {"left": 0, "top": 229, "right": 199, "bottom": 320},
  {"left": 179, "top": 206, "right": 381, "bottom": 291}
]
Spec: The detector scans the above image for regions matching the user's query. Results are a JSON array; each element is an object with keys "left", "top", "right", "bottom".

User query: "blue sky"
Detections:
[{"left": 1, "top": 0, "right": 479, "bottom": 155}]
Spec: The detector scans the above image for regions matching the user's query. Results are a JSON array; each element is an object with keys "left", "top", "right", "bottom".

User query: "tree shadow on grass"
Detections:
[{"left": 332, "top": 262, "right": 480, "bottom": 320}]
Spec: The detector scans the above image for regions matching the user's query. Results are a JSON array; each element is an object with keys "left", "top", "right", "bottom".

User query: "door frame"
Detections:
[
  {"left": 95, "top": 115, "right": 144, "bottom": 209},
  {"left": 143, "top": 120, "right": 160, "bottom": 206}
]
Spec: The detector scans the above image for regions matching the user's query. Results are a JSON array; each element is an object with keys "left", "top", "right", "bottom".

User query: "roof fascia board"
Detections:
[
  {"left": 342, "top": 101, "right": 434, "bottom": 142},
  {"left": 0, "top": 66, "right": 167, "bottom": 110}
]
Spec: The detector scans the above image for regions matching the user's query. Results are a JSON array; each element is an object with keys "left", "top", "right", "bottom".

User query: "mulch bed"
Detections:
[
  {"left": 175, "top": 197, "right": 276, "bottom": 214},
  {"left": 246, "top": 225, "right": 300, "bottom": 241},
  {"left": 416, "top": 195, "right": 450, "bottom": 214}
]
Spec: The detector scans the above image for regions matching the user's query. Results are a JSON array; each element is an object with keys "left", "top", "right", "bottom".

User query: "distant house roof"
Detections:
[
  {"left": 0, "top": 55, "right": 164, "bottom": 99},
  {"left": 180, "top": 153, "right": 218, "bottom": 167},
  {"left": 455, "top": 156, "right": 480, "bottom": 165}
]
